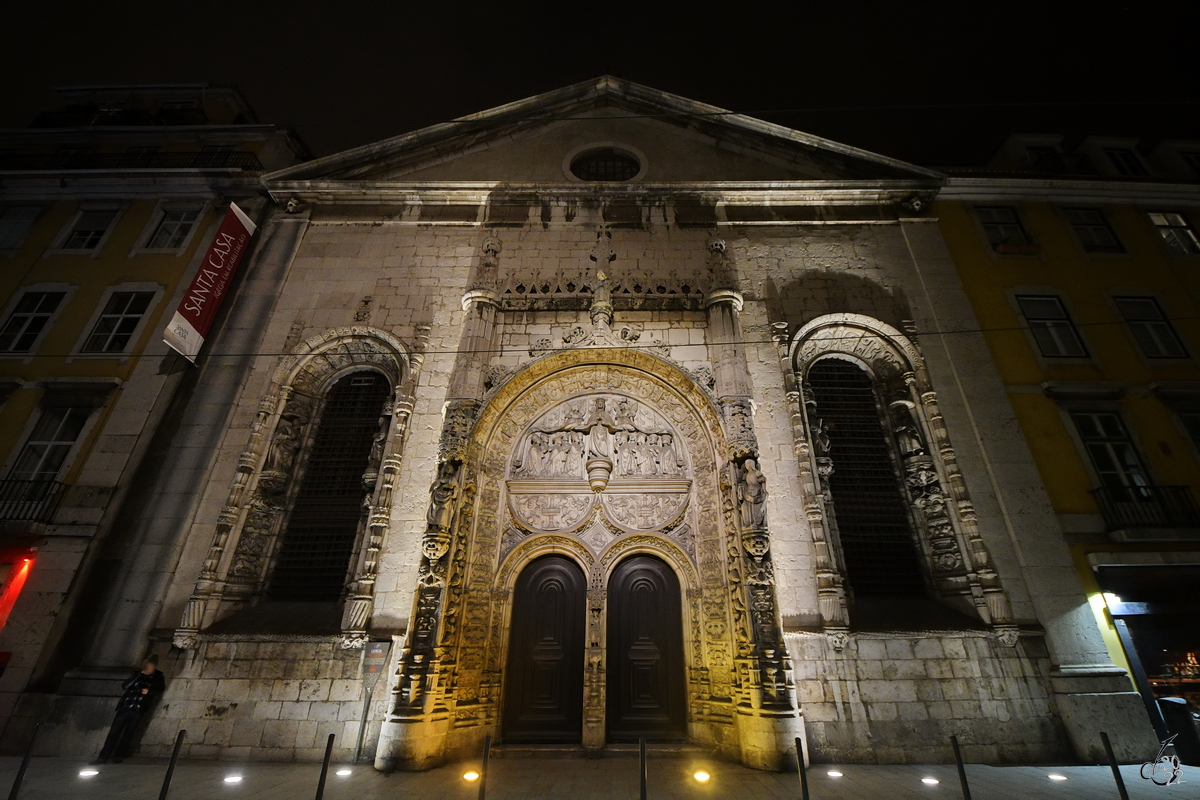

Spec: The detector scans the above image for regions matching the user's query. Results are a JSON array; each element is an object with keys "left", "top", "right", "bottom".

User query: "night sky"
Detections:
[{"left": 3, "top": 3, "right": 1197, "bottom": 167}]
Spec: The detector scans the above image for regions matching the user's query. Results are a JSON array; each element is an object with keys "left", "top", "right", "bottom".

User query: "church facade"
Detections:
[{"left": 12, "top": 78, "right": 1156, "bottom": 769}]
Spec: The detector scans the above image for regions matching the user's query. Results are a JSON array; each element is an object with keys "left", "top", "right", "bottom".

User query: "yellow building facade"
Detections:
[{"left": 937, "top": 135, "right": 1200, "bottom": 738}]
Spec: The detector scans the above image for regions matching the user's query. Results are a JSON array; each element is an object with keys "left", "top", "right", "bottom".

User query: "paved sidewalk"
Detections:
[{"left": 0, "top": 755, "right": 1195, "bottom": 798}]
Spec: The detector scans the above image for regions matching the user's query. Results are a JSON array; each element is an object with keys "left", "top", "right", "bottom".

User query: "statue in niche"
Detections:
[
  {"left": 892, "top": 406, "right": 925, "bottom": 457},
  {"left": 582, "top": 398, "right": 620, "bottom": 460},
  {"left": 813, "top": 418, "right": 832, "bottom": 458},
  {"left": 264, "top": 413, "right": 305, "bottom": 474},
  {"left": 738, "top": 458, "right": 768, "bottom": 529},
  {"left": 426, "top": 461, "right": 460, "bottom": 530}
]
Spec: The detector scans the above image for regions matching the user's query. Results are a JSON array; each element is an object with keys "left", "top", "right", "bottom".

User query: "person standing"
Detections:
[{"left": 90, "top": 655, "right": 165, "bottom": 764}]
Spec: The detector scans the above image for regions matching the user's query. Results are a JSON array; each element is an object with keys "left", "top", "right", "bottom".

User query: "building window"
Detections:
[
  {"left": 1016, "top": 295, "right": 1088, "bottom": 357},
  {"left": 1064, "top": 207, "right": 1124, "bottom": 253},
  {"left": 1178, "top": 412, "right": 1200, "bottom": 452},
  {"left": 1104, "top": 148, "right": 1148, "bottom": 176},
  {"left": 1183, "top": 152, "right": 1200, "bottom": 176},
  {"left": 0, "top": 206, "right": 40, "bottom": 250},
  {"left": 1071, "top": 411, "right": 1150, "bottom": 501},
  {"left": 1113, "top": 297, "right": 1187, "bottom": 358},
  {"left": 145, "top": 206, "right": 201, "bottom": 249},
  {"left": 269, "top": 372, "right": 390, "bottom": 601},
  {"left": 1027, "top": 146, "right": 1067, "bottom": 173},
  {"left": 569, "top": 148, "right": 641, "bottom": 181},
  {"left": 0, "top": 291, "right": 65, "bottom": 353},
  {"left": 1147, "top": 212, "right": 1200, "bottom": 256},
  {"left": 807, "top": 359, "right": 926, "bottom": 597},
  {"left": 191, "top": 145, "right": 234, "bottom": 168},
  {"left": 118, "top": 146, "right": 160, "bottom": 168},
  {"left": 9, "top": 406, "right": 91, "bottom": 482},
  {"left": 60, "top": 208, "right": 118, "bottom": 251},
  {"left": 975, "top": 206, "right": 1033, "bottom": 250},
  {"left": 81, "top": 291, "right": 154, "bottom": 353}
]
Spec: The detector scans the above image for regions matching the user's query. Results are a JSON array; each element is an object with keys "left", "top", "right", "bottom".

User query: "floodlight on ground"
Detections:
[
  {"left": 336, "top": 768, "right": 352, "bottom": 776},
  {"left": 921, "top": 777, "right": 939, "bottom": 785},
  {"left": 693, "top": 770, "right": 710, "bottom": 782},
  {"left": 79, "top": 769, "right": 99, "bottom": 777},
  {"left": 223, "top": 775, "right": 243, "bottom": 784},
  {"left": 464, "top": 771, "right": 480, "bottom": 781},
  {"left": 827, "top": 770, "right": 843, "bottom": 777},
  {"left": 1048, "top": 773, "right": 1068, "bottom": 781}
]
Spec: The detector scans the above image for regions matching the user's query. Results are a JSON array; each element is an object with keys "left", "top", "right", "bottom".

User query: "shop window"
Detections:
[
  {"left": 1064, "top": 207, "right": 1124, "bottom": 253},
  {"left": 807, "top": 359, "right": 926, "bottom": 597},
  {"left": 0, "top": 291, "right": 65, "bottom": 353},
  {"left": 1071, "top": 411, "right": 1150, "bottom": 501},
  {"left": 1147, "top": 212, "right": 1200, "bottom": 256},
  {"left": 1114, "top": 296, "right": 1188, "bottom": 358},
  {"left": 1016, "top": 295, "right": 1088, "bottom": 357},
  {"left": 268, "top": 372, "right": 390, "bottom": 601},
  {"left": 81, "top": 291, "right": 154, "bottom": 353}
]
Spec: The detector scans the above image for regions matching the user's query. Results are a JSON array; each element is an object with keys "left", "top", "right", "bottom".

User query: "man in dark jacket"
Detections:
[{"left": 90, "top": 655, "right": 166, "bottom": 764}]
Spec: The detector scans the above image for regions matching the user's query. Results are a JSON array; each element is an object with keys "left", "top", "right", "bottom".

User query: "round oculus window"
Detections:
[{"left": 569, "top": 147, "right": 641, "bottom": 181}]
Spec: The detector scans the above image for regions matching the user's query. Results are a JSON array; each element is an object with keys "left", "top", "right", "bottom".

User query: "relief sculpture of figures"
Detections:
[
  {"left": 426, "top": 461, "right": 460, "bottom": 530},
  {"left": 263, "top": 413, "right": 304, "bottom": 474},
  {"left": 738, "top": 458, "right": 768, "bottom": 529}
]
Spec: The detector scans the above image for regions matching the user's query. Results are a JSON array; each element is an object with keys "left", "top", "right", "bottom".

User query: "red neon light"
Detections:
[{"left": 0, "top": 557, "right": 34, "bottom": 631}]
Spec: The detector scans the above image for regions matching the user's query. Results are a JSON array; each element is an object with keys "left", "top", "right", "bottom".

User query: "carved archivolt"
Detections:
[{"left": 174, "top": 326, "right": 416, "bottom": 651}]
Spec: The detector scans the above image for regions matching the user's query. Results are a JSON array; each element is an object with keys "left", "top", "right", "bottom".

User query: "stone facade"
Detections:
[{"left": 12, "top": 77, "right": 1156, "bottom": 768}]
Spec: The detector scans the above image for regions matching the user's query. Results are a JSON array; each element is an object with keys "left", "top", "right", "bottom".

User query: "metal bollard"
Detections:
[
  {"left": 6, "top": 722, "right": 39, "bottom": 800},
  {"left": 1100, "top": 731, "right": 1130, "bottom": 800},
  {"left": 157, "top": 730, "right": 186, "bottom": 800},
  {"left": 314, "top": 734, "right": 335, "bottom": 800},
  {"left": 477, "top": 734, "right": 492, "bottom": 800},
  {"left": 950, "top": 735, "right": 972, "bottom": 800},
  {"left": 794, "top": 736, "right": 809, "bottom": 800},
  {"left": 639, "top": 738, "right": 647, "bottom": 800}
]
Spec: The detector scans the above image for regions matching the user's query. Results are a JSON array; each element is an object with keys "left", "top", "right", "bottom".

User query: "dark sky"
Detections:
[{"left": 3, "top": 3, "right": 1197, "bottom": 166}]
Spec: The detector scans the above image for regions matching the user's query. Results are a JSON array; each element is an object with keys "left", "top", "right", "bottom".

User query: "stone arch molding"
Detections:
[
  {"left": 782, "top": 313, "right": 1018, "bottom": 646},
  {"left": 174, "top": 326, "right": 418, "bottom": 651},
  {"left": 381, "top": 346, "right": 800, "bottom": 765}
]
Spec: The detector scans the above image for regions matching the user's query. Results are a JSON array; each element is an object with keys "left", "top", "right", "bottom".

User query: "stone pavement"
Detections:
[{"left": 0, "top": 755, "right": 1195, "bottom": 799}]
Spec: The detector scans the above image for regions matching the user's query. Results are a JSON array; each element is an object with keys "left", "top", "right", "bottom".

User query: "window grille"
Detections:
[
  {"left": 570, "top": 148, "right": 641, "bottom": 181},
  {"left": 268, "top": 372, "right": 389, "bottom": 601},
  {"left": 0, "top": 291, "right": 64, "bottom": 352},
  {"left": 808, "top": 360, "right": 925, "bottom": 596}
]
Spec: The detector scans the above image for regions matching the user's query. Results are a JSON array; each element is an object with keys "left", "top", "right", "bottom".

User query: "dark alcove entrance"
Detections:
[
  {"left": 606, "top": 555, "right": 687, "bottom": 742},
  {"left": 502, "top": 555, "right": 586, "bottom": 743}
]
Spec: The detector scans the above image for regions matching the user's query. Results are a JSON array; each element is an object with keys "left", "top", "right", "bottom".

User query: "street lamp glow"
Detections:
[
  {"left": 921, "top": 777, "right": 939, "bottom": 785},
  {"left": 1048, "top": 773, "right": 1068, "bottom": 781},
  {"left": 693, "top": 770, "right": 710, "bottom": 782},
  {"left": 79, "top": 769, "right": 99, "bottom": 777},
  {"left": 464, "top": 771, "right": 480, "bottom": 781},
  {"left": 224, "top": 775, "right": 243, "bottom": 784},
  {"left": 336, "top": 768, "right": 352, "bottom": 776},
  {"left": 827, "top": 770, "right": 843, "bottom": 777}
]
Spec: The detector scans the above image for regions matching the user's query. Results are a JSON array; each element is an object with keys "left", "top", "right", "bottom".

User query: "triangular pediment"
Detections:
[{"left": 268, "top": 77, "right": 941, "bottom": 186}]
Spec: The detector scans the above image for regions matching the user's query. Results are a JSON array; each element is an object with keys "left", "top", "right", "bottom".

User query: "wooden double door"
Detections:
[{"left": 502, "top": 554, "right": 686, "bottom": 743}]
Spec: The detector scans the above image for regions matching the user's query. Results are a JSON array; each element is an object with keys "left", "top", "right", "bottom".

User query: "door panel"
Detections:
[
  {"left": 502, "top": 555, "right": 585, "bottom": 742},
  {"left": 607, "top": 555, "right": 687, "bottom": 741}
]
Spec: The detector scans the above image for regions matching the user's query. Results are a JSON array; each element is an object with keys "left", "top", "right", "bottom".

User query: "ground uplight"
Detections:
[
  {"left": 224, "top": 775, "right": 243, "bottom": 784},
  {"left": 827, "top": 770, "right": 843, "bottom": 777},
  {"left": 1048, "top": 773, "right": 1068, "bottom": 781},
  {"left": 921, "top": 777, "right": 939, "bottom": 785},
  {"left": 464, "top": 771, "right": 480, "bottom": 781},
  {"left": 336, "top": 768, "right": 352, "bottom": 776},
  {"left": 79, "top": 769, "right": 99, "bottom": 778},
  {"left": 693, "top": 770, "right": 710, "bottom": 782}
]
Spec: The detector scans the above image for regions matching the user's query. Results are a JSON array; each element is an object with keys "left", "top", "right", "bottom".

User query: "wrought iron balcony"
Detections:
[
  {"left": 0, "top": 151, "right": 263, "bottom": 172},
  {"left": 1090, "top": 484, "right": 1200, "bottom": 532},
  {"left": 0, "top": 480, "right": 66, "bottom": 523}
]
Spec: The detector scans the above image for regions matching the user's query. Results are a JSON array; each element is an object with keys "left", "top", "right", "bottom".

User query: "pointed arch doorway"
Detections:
[
  {"left": 501, "top": 555, "right": 586, "bottom": 743},
  {"left": 606, "top": 555, "right": 687, "bottom": 742}
]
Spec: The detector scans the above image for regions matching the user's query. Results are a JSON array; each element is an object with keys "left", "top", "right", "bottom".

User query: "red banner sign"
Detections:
[{"left": 163, "top": 203, "right": 256, "bottom": 361}]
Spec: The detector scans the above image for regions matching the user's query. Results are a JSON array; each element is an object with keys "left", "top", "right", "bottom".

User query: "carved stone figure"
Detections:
[
  {"left": 263, "top": 413, "right": 304, "bottom": 474},
  {"left": 426, "top": 461, "right": 460, "bottom": 530},
  {"left": 892, "top": 406, "right": 925, "bottom": 456},
  {"left": 813, "top": 418, "right": 832, "bottom": 458},
  {"left": 738, "top": 459, "right": 768, "bottom": 529}
]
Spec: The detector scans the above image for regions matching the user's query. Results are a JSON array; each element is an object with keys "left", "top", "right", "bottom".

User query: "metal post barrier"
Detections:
[
  {"left": 6, "top": 722, "right": 39, "bottom": 800},
  {"left": 477, "top": 734, "right": 491, "bottom": 800},
  {"left": 314, "top": 734, "right": 335, "bottom": 800},
  {"left": 639, "top": 737, "right": 647, "bottom": 800},
  {"left": 1100, "top": 732, "right": 1130, "bottom": 800},
  {"left": 794, "top": 736, "right": 809, "bottom": 800},
  {"left": 950, "top": 735, "right": 972, "bottom": 800},
  {"left": 157, "top": 730, "right": 186, "bottom": 800}
]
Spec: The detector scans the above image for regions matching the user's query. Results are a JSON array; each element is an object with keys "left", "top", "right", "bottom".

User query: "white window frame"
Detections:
[
  {"left": 1060, "top": 206, "right": 1127, "bottom": 256},
  {"left": 0, "top": 283, "right": 76, "bottom": 362},
  {"left": 1111, "top": 295, "right": 1190, "bottom": 361},
  {"left": 45, "top": 204, "right": 125, "bottom": 257},
  {"left": 1145, "top": 210, "right": 1200, "bottom": 258},
  {"left": 0, "top": 205, "right": 43, "bottom": 256},
  {"left": 1013, "top": 293, "right": 1091, "bottom": 360},
  {"left": 69, "top": 282, "right": 165, "bottom": 361},
  {"left": 131, "top": 200, "right": 210, "bottom": 255},
  {"left": 6, "top": 405, "right": 94, "bottom": 482}
]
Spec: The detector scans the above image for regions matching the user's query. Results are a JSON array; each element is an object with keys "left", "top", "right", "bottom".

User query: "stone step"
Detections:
[{"left": 489, "top": 743, "right": 707, "bottom": 760}]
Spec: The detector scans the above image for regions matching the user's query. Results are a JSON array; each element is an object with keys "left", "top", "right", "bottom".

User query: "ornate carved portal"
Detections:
[{"left": 378, "top": 348, "right": 802, "bottom": 770}]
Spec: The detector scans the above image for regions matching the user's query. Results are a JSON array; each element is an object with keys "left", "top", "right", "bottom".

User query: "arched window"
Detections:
[
  {"left": 807, "top": 359, "right": 926, "bottom": 597},
  {"left": 268, "top": 372, "right": 389, "bottom": 601}
]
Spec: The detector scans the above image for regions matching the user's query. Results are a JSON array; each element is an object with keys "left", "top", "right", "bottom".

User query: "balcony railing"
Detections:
[
  {"left": 0, "top": 480, "right": 67, "bottom": 523},
  {"left": 0, "top": 151, "right": 263, "bottom": 172},
  {"left": 1090, "top": 484, "right": 1200, "bottom": 532}
]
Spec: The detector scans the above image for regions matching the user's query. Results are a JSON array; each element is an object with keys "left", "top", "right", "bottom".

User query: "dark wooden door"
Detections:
[
  {"left": 502, "top": 555, "right": 585, "bottom": 742},
  {"left": 607, "top": 555, "right": 687, "bottom": 741}
]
